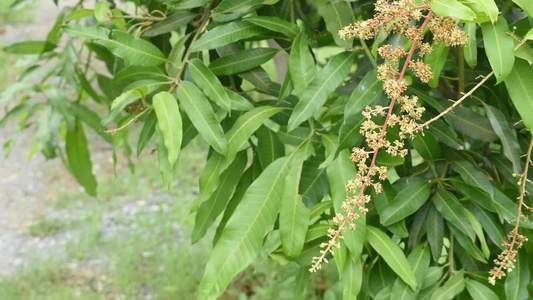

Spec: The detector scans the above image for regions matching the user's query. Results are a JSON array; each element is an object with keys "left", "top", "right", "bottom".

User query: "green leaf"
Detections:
[
  {"left": 176, "top": 81, "right": 228, "bottom": 156},
  {"left": 225, "top": 88, "right": 254, "bottom": 111},
  {"left": 153, "top": 91, "right": 182, "bottom": 168},
  {"left": 245, "top": 16, "right": 299, "bottom": 39},
  {"left": 449, "top": 107, "right": 499, "bottom": 141},
  {"left": 484, "top": 105, "right": 522, "bottom": 173},
  {"left": 189, "top": 59, "right": 231, "bottom": 112},
  {"left": 97, "top": 30, "right": 167, "bottom": 66},
  {"left": 431, "top": 269, "right": 465, "bottom": 300},
  {"left": 481, "top": 18, "right": 515, "bottom": 84},
  {"left": 63, "top": 24, "right": 110, "bottom": 40},
  {"left": 512, "top": 0, "right": 533, "bottom": 16},
  {"left": 344, "top": 70, "right": 382, "bottom": 120},
  {"left": 504, "top": 249, "right": 530, "bottom": 300},
  {"left": 280, "top": 146, "right": 311, "bottom": 257},
  {"left": 425, "top": 42, "right": 450, "bottom": 88},
  {"left": 155, "top": 125, "right": 177, "bottom": 192},
  {"left": 309, "top": 0, "right": 353, "bottom": 48},
  {"left": 102, "top": 90, "right": 135, "bottom": 125},
  {"left": 192, "top": 151, "right": 247, "bottom": 243},
  {"left": 466, "top": 202, "right": 505, "bottom": 250},
  {"left": 36, "top": 107, "right": 61, "bottom": 159},
  {"left": 474, "top": 0, "right": 499, "bottom": 23},
  {"left": 504, "top": 58, "right": 533, "bottom": 131},
  {"left": 209, "top": 48, "right": 278, "bottom": 75},
  {"left": 465, "top": 209, "right": 490, "bottom": 259},
  {"left": 426, "top": 204, "right": 444, "bottom": 261},
  {"left": 431, "top": 0, "right": 476, "bottom": 21},
  {"left": 198, "top": 156, "right": 291, "bottom": 300},
  {"left": 411, "top": 132, "right": 441, "bottom": 160},
  {"left": 113, "top": 66, "right": 167, "bottom": 85},
  {"left": 390, "top": 243, "right": 431, "bottom": 298},
  {"left": 194, "top": 152, "right": 226, "bottom": 212},
  {"left": 94, "top": 1, "right": 110, "bottom": 23},
  {"left": 66, "top": 8, "right": 94, "bottom": 21},
  {"left": 381, "top": 181, "right": 431, "bottom": 226},
  {"left": 226, "top": 106, "right": 286, "bottom": 163},
  {"left": 426, "top": 119, "right": 463, "bottom": 149},
  {"left": 70, "top": 103, "right": 113, "bottom": 144},
  {"left": 137, "top": 110, "right": 157, "bottom": 156},
  {"left": 144, "top": 12, "right": 196, "bottom": 37},
  {"left": 288, "top": 51, "right": 355, "bottom": 131},
  {"left": 464, "top": 23, "right": 478, "bottom": 67},
  {"left": 289, "top": 32, "right": 316, "bottom": 98},
  {"left": 2, "top": 41, "right": 56, "bottom": 54},
  {"left": 338, "top": 115, "right": 364, "bottom": 152},
  {"left": 451, "top": 160, "right": 494, "bottom": 199},
  {"left": 66, "top": 119, "right": 97, "bottom": 196},
  {"left": 449, "top": 177, "right": 495, "bottom": 212},
  {"left": 465, "top": 279, "right": 499, "bottom": 300},
  {"left": 256, "top": 126, "right": 285, "bottom": 169},
  {"left": 342, "top": 257, "right": 363, "bottom": 298},
  {"left": 431, "top": 187, "right": 476, "bottom": 241},
  {"left": 192, "top": 21, "right": 269, "bottom": 52},
  {"left": 366, "top": 226, "right": 418, "bottom": 291},
  {"left": 492, "top": 186, "right": 520, "bottom": 223},
  {"left": 327, "top": 149, "right": 366, "bottom": 258}
]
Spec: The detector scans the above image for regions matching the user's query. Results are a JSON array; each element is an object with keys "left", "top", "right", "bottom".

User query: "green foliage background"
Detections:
[{"left": 1, "top": 0, "right": 533, "bottom": 299}]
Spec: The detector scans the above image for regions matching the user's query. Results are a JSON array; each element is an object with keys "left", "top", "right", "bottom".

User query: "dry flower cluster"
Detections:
[{"left": 310, "top": 0, "right": 469, "bottom": 272}]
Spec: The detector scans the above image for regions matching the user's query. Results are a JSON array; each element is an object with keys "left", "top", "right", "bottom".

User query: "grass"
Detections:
[{"left": 0, "top": 134, "right": 342, "bottom": 299}]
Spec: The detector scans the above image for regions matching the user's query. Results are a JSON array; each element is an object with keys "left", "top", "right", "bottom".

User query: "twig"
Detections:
[{"left": 105, "top": 107, "right": 151, "bottom": 135}]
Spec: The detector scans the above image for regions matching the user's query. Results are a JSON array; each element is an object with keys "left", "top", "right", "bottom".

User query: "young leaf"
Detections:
[
  {"left": 192, "top": 21, "right": 269, "bottom": 51},
  {"left": 431, "top": 0, "right": 476, "bottom": 21},
  {"left": 94, "top": 1, "right": 110, "bottom": 22},
  {"left": 464, "top": 23, "right": 478, "bottom": 67},
  {"left": 431, "top": 187, "right": 476, "bottom": 241},
  {"left": 198, "top": 157, "right": 291, "bottom": 300},
  {"left": 189, "top": 59, "right": 231, "bottom": 112},
  {"left": 288, "top": 51, "right": 355, "bottom": 131},
  {"left": 381, "top": 181, "right": 430, "bottom": 226},
  {"left": 465, "top": 279, "right": 499, "bottom": 300},
  {"left": 176, "top": 81, "right": 228, "bottom": 156},
  {"left": 97, "top": 30, "right": 167, "bottom": 66},
  {"left": 289, "top": 32, "right": 316, "bottom": 98},
  {"left": 512, "top": 0, "right": 533, "bottom": 16},
  {"left": 66, "top": 8, "right": 94, "bottom": 21},
  {"left": 504, "top": 58, "right": 533, "bottom": 132},
  {"left": 366, "top": 226, "right": 418, "bottom": 291},
  {"left": 152, "top": 91, "right": 182, "bottom": 168},
  {"left": 431, "top": 269, "right": 466, "bottom": 300},
  {"left": 481, "top": 18, "right": 515, "bottom": 84},
  {"left": 192, "top": 151, "right": 247, "bottom": 244},
  {"left": 225, "top": 106, "right": 286, "bottom": 163},
  {"left": 66, "top": 119, "right": 97, "bottom": 196},
  {"left": 209, "top": 48, "right": 279, "bottom": 75},
  {"left": 62, "top": 24, "right": 110, "bottom": 40}
]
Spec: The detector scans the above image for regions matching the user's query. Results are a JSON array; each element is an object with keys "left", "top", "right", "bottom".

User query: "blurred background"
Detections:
[{"left": 0, "top": 1, "right": 339, "bottom": 299}]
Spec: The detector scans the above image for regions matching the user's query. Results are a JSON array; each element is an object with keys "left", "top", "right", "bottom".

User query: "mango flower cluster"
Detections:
[{"left": 310, "top": 0, "right": 468, "bottom": 272}]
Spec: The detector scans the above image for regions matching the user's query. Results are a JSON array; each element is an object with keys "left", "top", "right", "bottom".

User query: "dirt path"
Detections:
[{"left": 0, "top": 0, "right": 88, "bottom": 275}]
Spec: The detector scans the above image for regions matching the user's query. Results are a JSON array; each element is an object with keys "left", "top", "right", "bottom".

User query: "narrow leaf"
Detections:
[
  {"left": 226, "top": 106, "right": 286, "bottom": 163},
  {"left": 153, "top": 92, "right": 182, "bottom": 168},
  {"left": 66, "top": 119, "right": 97, "bottom": 196},
  {"left": 192, "top": 21, "right": 269, "bottom": 51},
  {"left": 144, "top": 12, "right": 196, "bottom": 37},
  {"left": 189, "top": 59, "right": 231, "bottom": 112},
  {"left": 504, "top": 58, "right": 533, "bottom": 131},
  {"left": 451, "top": 160, "right": 494, "bottom": 199},
  {"left": 137, "top": 110, "right": 157, "bottom": 156},
  {"left": 465, "top": 279, "right": 499, "bottom": 300},
  {"left": 431, "top": 0, "right": 476, "bottom": 21},
  {"left": 209, "top": 48, "right": 278, "bottom": 75},
  {"left": 481, "top": 18, "right": 515, "bottom": 84},
  {"left": 288, "top": 51, "right": 355, "bottom": 131},
  {"left": 343, "top": 70, "right": 382, "bottom": 120},
  {"left": 425, "top": 42, "right": 450, "bottom": 88},
  {"left": 289, "top": 32, "right": 316, "bottom": 98},
  {"left": 176, "top": 81, "right": 227, "bottom": 155},
  {"left": 431, "top": 187, "right": 476, "bottom": 241},
  {"left": 431, "top": 269, "right": 466, "bottom": 300},
  {"left": 381, "top": 181, "right": 431, "bottom": 226},
  {"left": 367, "top": 226, "right": 418, "bottom": 290},
  {"left": 97, "top": 30, "right": 167, "bottom": 66},
  {"left": 464, "top": 23, "right": 478, "bottom": 67},
  {"left": 198, "top": 157, "right": 291, "bottom": 300},
  {"left": 504, "top": 249, "right": 530, "bottom": 300},
  {"left": 245, "top": 16, "right": 299, "bottom": 38},
  {"left": 484, "top": 105, "right": 522, "bottom": 173}
]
